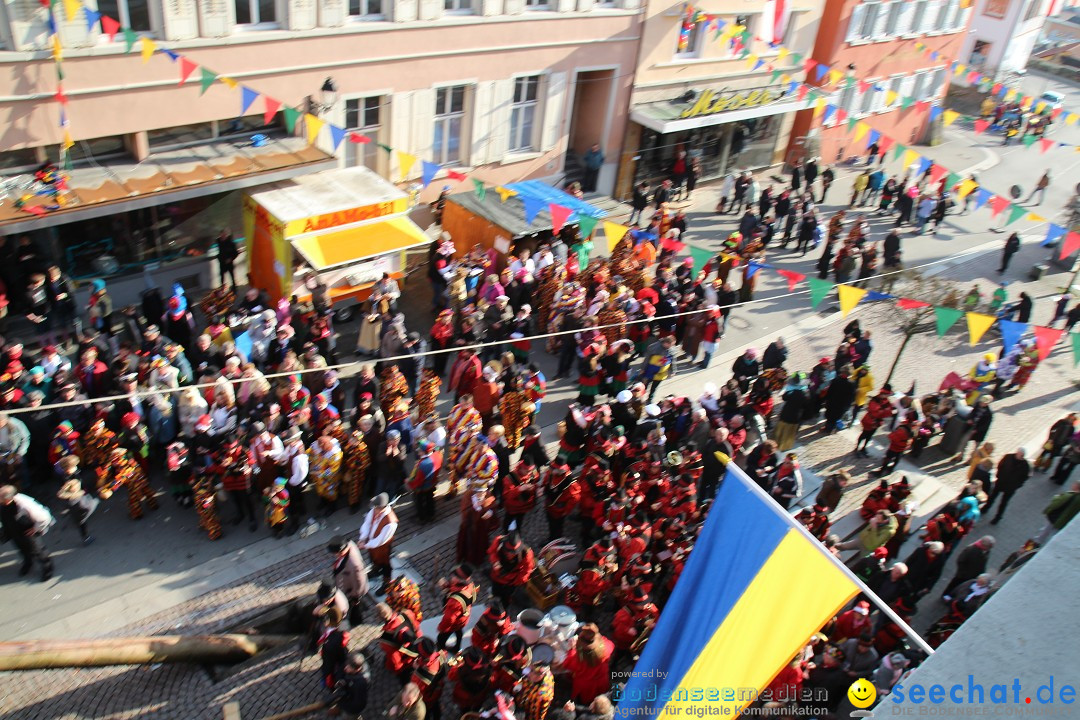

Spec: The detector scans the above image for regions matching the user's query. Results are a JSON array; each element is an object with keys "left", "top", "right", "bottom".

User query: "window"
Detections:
[
  {"left": 911, "top": 71, "right": 927, "bottom": 101},
  {"left": 221, "top": 114, "right": 280, "bottom": 137},
  {"left": 859, "top": 83, "right": 876, "bottom": 115},
  {"left": 839, "top": 84, "right": 857, "bottom": 114},
  {"left": 1023, "top": 0, "right": 1043, "bottom": 20},
  {"left": 930, "top": 67, "right": 947, "bottom": 97},
  {"left": 509, "top": 76, "right": 539, "bottom": 153},
  {"left": 444, "top": 0, "right": 471, "bottom": 10},
  {"left": 885, "top": 1, "right": 904, "bottom": 34},
  {"left": 0, "top": 148, "right": 39, "bottom": 172},
  {"left": 433, "top": 86, "right": 466, "bottom": 165},
  {"left": 346, "top": 97, "right": 381, "bottom": 171},
  {"left": 46, "top": 135, "right": 128, "bottom": 167},
  {"left": 349, "top": 0, "right": 383, "bottom": 17},
  {"left": 720, "top": 14, "right": 755, "bottom": 56},
  {"left": 860, "top": 2, "right": 882, "bottom": 37},
  {"left": 946, "top": 0, "right": 965, "bottom": 28},
  {"left": 910, "top": 0, "right": 929, "bottom": 32},
  {"left": 96, "top": 0, "right": 151, "bottom": 32},
  {"left": 148, "top": 122, "right": 215, "bottom": 149},
  {"left": 970, "top": 39, "right": 992, "bottom": 67},
  {"left": 525, "top": 0, "right": 550, "bottom": 9},
  {"left": 887, "top": 76, "right": 903, "bottom": 108},
  {"left": 983, "top": 0, "right": 1009, "bottom": 17},
  {"left": 675, "top": 16, "right": 707, "bottom": 57},
  {"left": 933, "top": 0, "right": 951, "bottom": 29},
  {"left": 234, "top": 0, "right": 277, "bottom": 25}
]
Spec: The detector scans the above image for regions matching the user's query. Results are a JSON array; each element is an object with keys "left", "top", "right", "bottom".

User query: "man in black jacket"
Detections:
[
  {"left": 985, "top": 449, "right": 1030, "bottom": 524},
  {"left": 942, "top": 535, "right": 995, "bottom": 600},
  {"left": 700, "top": 427, "right": 734, "bottom": 501}
]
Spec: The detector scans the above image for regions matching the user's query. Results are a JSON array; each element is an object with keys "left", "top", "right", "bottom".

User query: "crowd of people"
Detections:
[{"left": 1, "top": 152, "right": 1078, "bottom": 720}]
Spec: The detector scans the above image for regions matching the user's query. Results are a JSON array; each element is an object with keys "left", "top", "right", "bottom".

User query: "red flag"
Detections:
[
  {"left": 776, "top": 269, "right": 805, "bottom": 291},
  {"left": 991, "top": 83, "right": 1002, "bottom": 95},
  {"left": 101, "top": 15, "right": 120, "bottom": 40},
  {"left": 804, "top": 58, "right": 818, "bottom": 73},
  {"left": 974, "top": 119, "right": 989, "bottom": 134},
  {"left": 797, "top": 85, "right": 809, "bottom": 101},
  {"left": 1060, "top": 231, "right": 1080, "bottom": 260},
  {"left": 446, "top": 170, "right": 467, "bottom": 182},
  {"left": 836, "top": 109, "right": 848, "bottom": 124},
  {"left": 1051, "top": 107, "right": 1064, "bottom": 120},
  {"left": 1033, "top": 326, "right": 1064, "bottom": 362},
  {"left": 928, "top": 164, "right": 946, "bottom": 185},
  {"left": 914, "top": 100, "right": 930, "bottom": 113},
  {"left": 54, "top": 89, "right": 68, "bottom": 105},
  {"left": 896, "top": 298, "right": 931, "bottom": 310},
  {"left": 877, "top": 136, "right": 894, "bottom": 155},
  {"left": 989, "top": 195, "right": 1011, "bottom": 218},
  {"left": 549, "top": 204, "right": 572, "bottom": 234},
  {"left": 22, "top": 205, "right": 47, "bottom": 216},
  {"left": 348, "top": 132, "right": 370, "bottom": 144},
  {"left": 966, "top": 71, "right": 980, "bottom": 84},
  {"left": 857, "top": 80, "right": 870, "bottom": 93},
  {"left": 661, "top": 237, "right": 686, "bottom": 253},
  {"left": 1038, "top": 138, "right": 1054, "bottom": 153},
  {"left": 179, "top": 57, "right": 197, "bottom": 85},
  {"left": 263, "top": 97, "right": 282, "bottom": 126}
]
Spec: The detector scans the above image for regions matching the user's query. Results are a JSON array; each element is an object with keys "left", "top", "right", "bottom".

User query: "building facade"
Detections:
[
  {"left": 786, "top": 0, "right": 973, "bottom": 165},
  {"left": 0, "top": 0, "right": 639, "bottom": 295},
  {"left": 954, "top": 0, "right": 1054, "bottom": 85},
  {"left": 614, "top": 0, "right": 824, "bottom": 199}
]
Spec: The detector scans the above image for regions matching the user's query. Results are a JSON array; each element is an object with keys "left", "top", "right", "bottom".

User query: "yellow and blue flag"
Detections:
[{"left": 615, "top": 466, "right": 860, "bottom": 719}]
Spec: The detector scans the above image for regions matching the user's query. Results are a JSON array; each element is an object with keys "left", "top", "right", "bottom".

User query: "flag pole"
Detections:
[{"left": 723, "top": 464, "right": 936, "bottom": 657}]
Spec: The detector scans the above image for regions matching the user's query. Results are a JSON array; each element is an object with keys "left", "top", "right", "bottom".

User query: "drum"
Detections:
[
  {"left": 545, "top": 605, "right": 579, "bottom": 643},
  {"left": 517, "top": 609, "right": 545, "bottom": 645},
  {"left": 531, "top": 641, "right": 556, "bottom": 665}
]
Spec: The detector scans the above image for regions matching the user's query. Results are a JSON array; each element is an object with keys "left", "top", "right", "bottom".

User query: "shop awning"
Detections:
[
  {"left": 631, "top": 96, "right": 812, "bottom": 135},
  {"left": 291, "top": 215, "right": 432, "bottom": 271}
]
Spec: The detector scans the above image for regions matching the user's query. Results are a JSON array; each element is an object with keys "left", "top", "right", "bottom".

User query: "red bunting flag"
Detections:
[
  {"left": 776, "top": 269, "right": 806, "bottom": 291},
  {"left": 1060, "top": 231, "right": 1080, "bottom": 260},
  {"left": 263, "top": 97, "right": 282, "bottom": 126},
  {"left": 179, "top": 57, "right": 197, "bottom": 85},
  {"left": 1051, "top": 107, "right": 1064, "bottom": 120},
  {"left": 989, "top": 195, "right": 1011, "bottom": 218},
  {"left": 22, "top": 205, "right": 47, "bottom": 216},
  {"left": 1034, "top": 326, "right": 1064, "bottom": 362},
  {"left": 446, "top": 170, "right": 467, "bottom": 182},
  {"left": 914, "top": 100, "right": 930, "bottom": 113},
  {"left": 896, "top": 298, "right": 931, "bottom": 310},
  {"left": 836, "top": 109, "right": 848, "bottom": 124},
  {"left": 54, "top": 89, "right": 68, "bottom": 105},
  {"left": 101, "top": 14, "right": 120, "bottom": 39},
  {"left": 877, "top": 136, "right": 894, "bottom": 155},
  {"left": 1039, "top": 138, "right": 1054, "bottom": 153},
  {"left": 797, "top": 85, "right": 809, "bottom": 101},
  {"left": 348, "top": 132, "right": 370, "bottom": 144},
  {"left": 974, "top": 119, "right": 989, "bottom": 134},
  {"left": 991, "top": 83, "right": 1002, "bottom": 95},
  {"left": 550, "top": 204, "right": 572, "bottom": 235},
  {"left": 857, "top": 80, "right": 870, "bottom": 93},
  {"left": 804, "top": 58, "right": 818, "bottom": 73},
  {"left": 966, "top": 71, "right": 980, "bottom": 84},
  {"left": 928, "top": 164, "right": 946, "bottom": 185}
]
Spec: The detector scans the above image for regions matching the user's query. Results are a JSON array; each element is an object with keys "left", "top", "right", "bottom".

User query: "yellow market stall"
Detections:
[{"left": 243, "top": 167, "right": 431, "bottom": 314}]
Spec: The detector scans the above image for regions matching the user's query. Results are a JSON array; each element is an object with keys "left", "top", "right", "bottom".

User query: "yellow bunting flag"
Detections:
[
  {"left": 63, "top": 0, "right": 80, "bottom": 21},
  {"left": 966, "top": 313, "right": 996, "bottom": 346},
  {"left": 1035, "top": 102, "right": 1046, "bottom": 114},
  {"left": 960, "top": 0, "right": 972, "bottom": 7},
  {"left": 886, "top": 90, "right": 898, "bottom": 106},
  {"left": 220, "top": 76, "right": 238, "bottom": 90},
  {"left": 954, "top": 64, "right": 967, "bottom": 76},
  {"left": 777, "top": 47, "right": 789, "bottom": 63},
  {"left": 813, "top": 97, "right": 827, "bottom": 117},
  {"left": 1029, "top": 213, "right": 1045, "bottom": 222},
  {"left": 397, "top": 151, "right": 417, "bottom": 180},
  {"left": 914, "top": 42, "right": 925, "bottom": 51},
  {"left": 1020, "top": 96, "right": 1032, "bottom": 110},
  {"left": 305, "top": 114, "right": 324, "bottom": 146},
  {"left": 853, "top": 123, "right": 869, "bottom": 144},
  {"left": 1004, "top": 89, "right": 1017, "bottom": 102},
  {"left": 141, "top": 37, "right": 156, "bottom": 63},
  {"left": 51, "top": 34, "right": 62, "bottom": 61},
  {"left": 495, "top": 186, "right": 517, "bottom": 203},
  {"left": 61, "top": 131, "right": 74, "bottom": 151},
  {"left": 746, "top": 54, "right": 759, "bottom": 68},
  {"left": 958, "top": 179, "right": 978, "bottom": 198},
  {"left": 1067, "top": 113, "right": 1079, "bottom": 126},
  {"left": 902, "top": 149, "right": 920, "bottom": 169},
  {"left": 828, "top": 69, "right": 843, "bottom": 86},
  {"left": 837, "top": 285, "right": 868, "bottom": 318},
  {"left": 604, "top": 222, "right": 629, "bottom": 253},
  {"left": 943, "top": 110, "right": 959, "bottom": 126}
]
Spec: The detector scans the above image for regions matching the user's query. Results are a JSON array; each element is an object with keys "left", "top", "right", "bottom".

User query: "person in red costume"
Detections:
[
  {"left": 435, "top": 563, "right": 477, "bottom": 652},
  {"left": 376, "top": 601, "right": 420, "bottom": 686},
  {"left": 559, "top": 623, "right": 614, "bottom": 704},
  {"left": 487, "top": 531, "right": 535, "bottom": 609}
]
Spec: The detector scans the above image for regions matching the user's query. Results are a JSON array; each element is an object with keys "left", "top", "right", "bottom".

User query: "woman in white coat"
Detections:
[{"left": 716, "top": 172, "right": 736, "bottom": 214}]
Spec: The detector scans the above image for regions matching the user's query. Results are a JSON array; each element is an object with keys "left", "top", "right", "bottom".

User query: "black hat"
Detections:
[
  {"left": 316, "top": 579, "right": 335, "bottom": 600},
  {"left": 327, "top": 536, "right": 346, "bottom": 554}
]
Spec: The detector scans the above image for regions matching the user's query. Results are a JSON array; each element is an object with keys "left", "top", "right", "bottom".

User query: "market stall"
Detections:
[
  {"left": 440, "top": 180, "right": 605, "bottom": 269},
  {"left": 243, "top": 166, "right": 431, "bottom": 313}
]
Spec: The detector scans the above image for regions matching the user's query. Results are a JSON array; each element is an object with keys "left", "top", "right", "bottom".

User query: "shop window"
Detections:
[
  {"left": 234, "top": 0, "right": 278, "bottom": 27},
  {"left": 220, "top": 113, "right": 281, "bottom": 137},
  {"left": 0, "top": 148, "right": 41, "bottom": 173},
  {"left": 46, "top": 135, "right": 128, "bottom": 166},
  {"left": 433, "top": 86, "right": 466, "bottom": 165},
  {"left": 345, "top": 97, "right": 382, "bottom": 171},
  {"left": 525, "top": 0, "right": 551, "bottom": 9},
  {"left": 350, "top": 0, "right": 384, "bottom": 19},
  {"left": 509, "top": 76, "right": 539, "bottom": 153},
  {"left": 148, "top": 122, "right": 216, "bottom": 149},
  {"left": 96, "top": 0, "right": 152, "bottom": 32}
]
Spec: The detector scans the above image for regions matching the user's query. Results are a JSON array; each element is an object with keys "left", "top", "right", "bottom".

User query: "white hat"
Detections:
[
  {"left": 616, "top": 390, "right": 633, "bottom": 403},
  {"left": 645, "top": 404, "right": 661, "bottom": 417}
]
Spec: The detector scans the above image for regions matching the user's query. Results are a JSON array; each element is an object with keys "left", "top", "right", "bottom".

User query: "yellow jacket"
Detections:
[{"left": 854, "top": 371, "right": 875, "bottom": 406}]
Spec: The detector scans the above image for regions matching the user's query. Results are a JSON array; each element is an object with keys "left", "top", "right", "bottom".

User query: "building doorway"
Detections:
[{"left": 565, "top": 69, "right": 615, "bottom": 175}]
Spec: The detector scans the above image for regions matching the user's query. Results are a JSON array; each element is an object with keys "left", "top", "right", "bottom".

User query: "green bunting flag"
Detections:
[
  {"left": 789, "top": 52, "right": 802, "bottom": 65},
  {"left": 847, "top": 116, "right": 858, "bottom": 132},
  {"left": 1022, "top": 134, "right": 1038, "bottom": 148},
  {"left": 893, "top": 143, "right": 907, "bottom": 161},
  {"left": 771, "top": 70, "right": 783, "bottom": 83},
  {"left": 934, "top": 306, "right": 964, "bottom": 337},
  {"left": 198, "top": 68, "right": 217, "bottom": 95},
  {"left": 577, "top": 214, "right": 599, "bottom": 238},
  {"left": 1072, "top": 332, "right": 1080, "bottom": 366},
  {"left": 690, "top": 245, "right": 714, "bottom": 276},
  {"left": 1006, "top": 204, "right": 1028, "bottom": 225},
  {"left": 807, "top": 277, "right": 834, "bottom": 308},
  {"left": 900, "top": 96, "right": 915, "bottom": 110},
  {"left": 283, "top": 107, "right": 301, "bottom": 133},
  {"left": 472, "top": 179, "right": 486, "bottom": 201},
  {"left": 945, "top": 173, "right": 960, "bottom": 190},
  {"left": 123, "top": 28, "right": 138, "bottom": 53}
]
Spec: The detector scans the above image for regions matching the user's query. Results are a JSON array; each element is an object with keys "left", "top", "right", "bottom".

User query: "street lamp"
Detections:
[{"left": 307, "top": 77, "right": 338, "bottom": 116}]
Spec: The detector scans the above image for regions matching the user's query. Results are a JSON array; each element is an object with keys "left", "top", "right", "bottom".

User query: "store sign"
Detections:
[
  {"left": 680, "top": 87, "right": 786, "bottom": 119},
  {"left": 301, "top": 200, "right": 399, "bottom": 233}
]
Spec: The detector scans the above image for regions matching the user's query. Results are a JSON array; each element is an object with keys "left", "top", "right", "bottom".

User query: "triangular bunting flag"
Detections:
[
  {"left": 1005, "top": 204, "right": 1027, "bottom": 225},
  {"left": 777, "top": 269, "right": 805, "bottom": 291},
  {"left": 999, "top": 320, "right": 1028, "bottom": 355},
  {"left": 179, "top": 57, "right": 197, "bottom": 85},
  {"left": 240, "top": 86, "right": 259, "bottom": 115},
  {"left": 896, "top": 298, "right": 931, "bottom": 310},
  {"left": 886, "top": 90, "right": 898, "bottom": 106},
  {"left": 865, "top": 290, "right": 895, "bottom": 302},
  {"left": 928, "top": 164, "right": 947, "bottom": 185},
  {"left": 220, "top": 76, "right": 238, "bottom": 90},
  {"left": 305, "top": 114, "right": 324, "bottom": 145},
  {"left": 1034, "top": 326, "right": 1064, "bottom": 362},
  {"left": 943, "top": 110, "right": 959, "bottom": 126},
  {"left": 198, "top": 68, "right": 217, "bottom": 95},
  {"left": 866, "top": 129, "right": 881, "bottom": 148},
  {"left": 974, "top": 188, "right": 992, "bottom": 210},
  {"left": 61, "top": 130, "right": 74, "bottom": 151},
  {"left": 814, "top": 64, "right": 828, "bottom": 82},
  {"left": 329, "top": 125, "right": 347, "bottom": 150},
  {"left": 378, "top": 143, "right": 393, "bottom": 153},
  {"left": 989, "top": 195, "right": 1010, "bottom": 218},
  {"left": 1043, "top": 224, "right": 1067, "bottom": 246},
  {"left": 846, "top": 116, "right": 858, "bottom": 132},
  {"left": 746, "top": 261, "right": 764, "bottom": 279},
  {"left": 283, "top": 106, "right": 301, "bottom": 133},
  {"left": 877, "top": 137, "right": 894, "bottom": 156},
  {"left": 446, "top": 170, "right": 467, "bottom": 182},
  {"left": 836, "top": 109, "right": 848, "bottom": 125},
  {"left": 828, "top": 69, "right": 843, "bottom": 85},
  {"left": 807, "top": 277, "right": 834, "bottom": 308},
  {"left": 263, "top": 97, "right": 282, "bottom": 125},
  {"left": 900, "top": 96, "right": 915, "bottom": 111},
  {"left": 797, "top": 85, "right": 810, "bottom": 101},
  {"left": 496, "top": 187, "right": 517, "bottom": 203},
  {"left": 974, "top": 119, "right": 989, "bottom": 134},
  {"left": 550, "top": 204, "right": 572, "bottom": 235},
  {"left": 140, "top": 37, "right": 156, "bottom": 63},
  {"left": 930, "top": 105, "right": 943, "bottom": 123},
  {"left": 348, "top": 132, "right": 371, "bottom": 144},
  {"left": 122, "top": 27, "right": 138, "bottom": 52},
  {"left": 397, "top": 151, "right": 417, "bottom": 180},
  {"left": 853, "top": 122, "right": 869, "bottom": 145},
  {"left": 472, "top": 179, "right": 486, "bottom": 201},
  {"left": 966, "top": 313, "right": 997, "bottom": 346},
  {"left": 1072, "top": 333, "right": 1080, "bottom": 366},
  {"left": 1028, "top": 212, "right": 1046, "bottom": 222},
  {"left": 1059, "top": 231, "right": 1080, "bottom": 260},
  {"left": 945, "top": 172, "right": 960, "bottom": 191},
  {"left": 958, "top": 179, "right": 978, "bottom": 198},
  {"left": 577, "top": 215, "right": 599, "bottom": 238},
  {"left": 902, "top": 149, "right": 920, "bottom": 169},
  {"left": 420, "top": 160, "right": 440, "bottom": 188},
  {"left": 822, "top": 105, "right": 837, "bottom": 124},
  {"left": 522, "top": 196, "right": 545, "bottom": 225},
  {"left": 934, "top": 306, "right": 964, "bottom": 337},
  {"left": 837, "top": 284, "right": 868, "bottom": 317},
  {"left": 604, "top": 222, "right": 630, "bottom": 252},
  {"left": 1022, "top": 134, "right": 1038, "bottom": 148},
  {"left": 803, "top": 58, "right": 818, "bottom": 73},
  {"left": 893, "top": 143, "right": 907, "bottom": 161},
  {"left": 84, "top": 7, "right": 100, "bottom": 31},
  {"left": 916, "top": 157, "right": 933, "bottom": 177},
  {"left": 1039, "top": 138, "right": 1054, "bottom": 153},
  {"left": 690, "top": 245, "right": 714, "bottom": 276}
]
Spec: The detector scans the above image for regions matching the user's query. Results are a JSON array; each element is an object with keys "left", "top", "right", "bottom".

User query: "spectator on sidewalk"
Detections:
[
  {"left": 998, "top": 232, "right": 1021, "bottom": 274},
  {"left": 941, "top": 536, "right": 995, "bottom": 601},
  {"left": 1026, "top": 170, "right": 1050, "bottom": 205},
  {"left": 984, "top": 448, "right": 1030, "bottom": 525}
]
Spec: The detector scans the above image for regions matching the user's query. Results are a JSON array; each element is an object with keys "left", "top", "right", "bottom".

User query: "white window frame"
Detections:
[
  {"left": 932, "top": 0, "right": 951, "bottom": 30},
  {"left": 675, "top": 17, "right": 708, "bottom": 58},
  {"left": 525, "top": 0, "right": 551, "bottom": 10},
  {"left": 859, "top": 2, "right": 881, "bottom": 38},
  {"left": 839, "top": 84, "right": 857, "bottom": 115},
  {"left": 348, "top": 0, "right": 385, "bottom": 21},
  {"left": 908, "top": 0, "right": 929, "bottom": 34},
  {"left": 884, "top": 1, "right": 903, "bottom": 35},
  {"left": 344, "top": 96, "right": 382, "bottom": 171},
  {"left": 885, "top": 75, "right": 904, "bottom": 110},
  {"left": 508, "top": 75, "right": 540, "bottom": 153},
  {"left": 911, "top": 71, "right": 927, "bottom": 101},
  {"left": 930, "top": 67, "right": 947, "bottom": 98},
  {"left": 96, "top": 0, "right": 154, "bottom": 32},
  {"left": 1023, "top": 0, "right": 1043, "bottom": 20},
  {"left": 433, "top": 85, "right": 467, "bottom": 166},
  {"left": 858, "top": 86, "right": 875, "bottom": 116},
  {"left": 443, "top": 0, "right": 473, "bottom": 12},
  {"left": 846, "top": 4, "right": 866, "bottom": 41},
  {"left": 233, "top": 0, "right": 280, "bottom": 29}
]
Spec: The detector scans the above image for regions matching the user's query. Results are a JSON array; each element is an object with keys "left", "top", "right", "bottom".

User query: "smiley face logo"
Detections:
[{"left": 848, "top": 678, "right": 877, "bottom": 709}]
